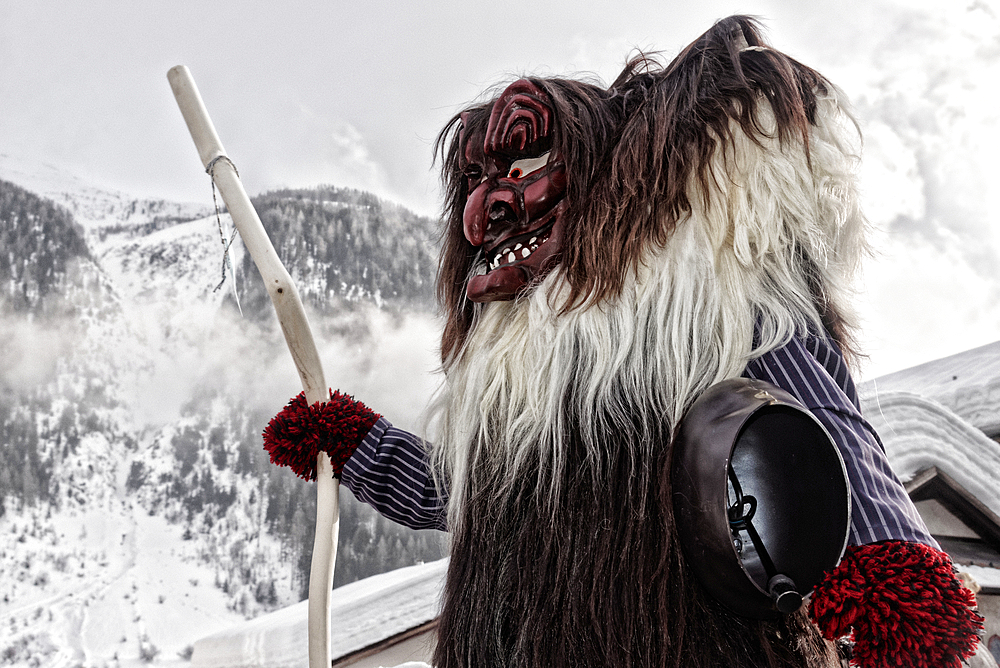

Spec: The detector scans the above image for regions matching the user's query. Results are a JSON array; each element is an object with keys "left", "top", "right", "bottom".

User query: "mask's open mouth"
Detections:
[
  {"left": 466, "top": 200, "right": 566, "bottom": 302},
  {"left": 484, "top": 216, "right": 556, "bottom": 272}
]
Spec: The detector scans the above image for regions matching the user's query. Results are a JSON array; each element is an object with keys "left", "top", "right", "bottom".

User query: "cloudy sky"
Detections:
[{"left": 2, "top": 0, "right": 998, "bottom": 379}]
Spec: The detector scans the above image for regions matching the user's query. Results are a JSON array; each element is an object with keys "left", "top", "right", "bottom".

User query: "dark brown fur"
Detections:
[{"left": 434, "top": 387, "right": 838, "bottom": 668}]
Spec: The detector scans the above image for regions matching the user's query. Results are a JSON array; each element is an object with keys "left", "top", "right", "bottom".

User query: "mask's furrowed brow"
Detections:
[{"left": 485, "top": 80, "right": 555, "bottom": 159}]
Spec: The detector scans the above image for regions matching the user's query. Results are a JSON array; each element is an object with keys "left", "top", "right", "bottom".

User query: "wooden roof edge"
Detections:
[
  {"left": 331, "top": 617, "right": 439, "bottom": 668},
  {"left": 906, "top": 466, "right": 1000, "bottom": 552}
]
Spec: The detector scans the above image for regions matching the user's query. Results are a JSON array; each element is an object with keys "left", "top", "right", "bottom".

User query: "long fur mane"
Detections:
[
  {"left": 435, "top": 16, "right": 866, "bottom": 366},
  {"left": 429, "top": 15, "right": 865, "bottom": 668}
]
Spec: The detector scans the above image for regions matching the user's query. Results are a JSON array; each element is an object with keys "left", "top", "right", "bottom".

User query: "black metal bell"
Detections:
[{"left": 671, "top": 377, "right": 851, "bottom": 619}]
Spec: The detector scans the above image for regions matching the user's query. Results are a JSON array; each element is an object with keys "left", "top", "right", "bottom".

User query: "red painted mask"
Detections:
[{"left": 462, "top": 80, "right": 568, "bottom": 302}]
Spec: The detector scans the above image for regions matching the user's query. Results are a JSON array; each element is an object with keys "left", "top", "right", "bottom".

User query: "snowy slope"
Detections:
[
  {"left": 1, "top": 503, "right": 255, "bottom": 667},
  {"left": 0, "top": 162, "right": 256, "bottom": 666},
  {"left": 0, "top": 161, "right": 444, "bottom": 668}
]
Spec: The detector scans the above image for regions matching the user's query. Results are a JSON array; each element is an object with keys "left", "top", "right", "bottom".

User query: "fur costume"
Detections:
[{"left": 265, "top": 16, "right": 983, "bottom": 668}]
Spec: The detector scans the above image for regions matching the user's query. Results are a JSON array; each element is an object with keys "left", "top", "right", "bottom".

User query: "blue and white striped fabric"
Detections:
[
  {"left": 341, "top": 418, "right": 448, "bottom": 531},
  {"left": 343, "top": 332, "right": 936, "bottom": 548},
  {"left": 743, "top": 332, "right": 936, "bottom": 548}
]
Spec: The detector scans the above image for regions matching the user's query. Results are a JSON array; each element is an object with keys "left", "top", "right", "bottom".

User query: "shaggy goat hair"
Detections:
[{"left": 429, "top": 15, "right": 864, "bottom": 668}]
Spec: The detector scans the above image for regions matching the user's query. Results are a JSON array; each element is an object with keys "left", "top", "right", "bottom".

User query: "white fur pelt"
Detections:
[{"left": 429, "top": 89, "right": 869, "bottom": 532}]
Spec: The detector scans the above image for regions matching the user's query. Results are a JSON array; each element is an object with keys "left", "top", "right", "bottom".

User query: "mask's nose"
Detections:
[
  {"left": 488, "top": 200, "right": 517, "bottom": 226},
  {"left": 464, "top": 187, "right": 521, "bottom": 247},
  {"left": 463, "top": 185, "right": 487, "bottom": 247}
]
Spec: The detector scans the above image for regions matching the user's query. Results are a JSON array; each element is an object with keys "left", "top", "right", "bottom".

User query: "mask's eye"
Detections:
[
  {"left": 507, "top": 152, "right": 551, "bottom": 179},
  {"left": 463, "top": 164, "right": 483, "bottom": 181},
  {"left": 462, "top": 164, "right": 485, "bottom": 192}
]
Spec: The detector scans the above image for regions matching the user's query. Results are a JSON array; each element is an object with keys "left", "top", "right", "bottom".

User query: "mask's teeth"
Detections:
[{"left": 486, "top": 229, "right": 552, "bottom": 271}]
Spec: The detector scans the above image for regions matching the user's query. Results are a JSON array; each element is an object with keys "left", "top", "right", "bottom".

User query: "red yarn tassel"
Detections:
[
  {"left": 809, "top": 541, "right": 983, "bottom": 668},
  {"left": 262, "top": 390, "right": 380, "bottom": 480}
]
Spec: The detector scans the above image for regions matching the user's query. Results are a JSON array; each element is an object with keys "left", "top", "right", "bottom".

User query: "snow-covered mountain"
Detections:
[{"left": 0, "top": 159, "right": 447, "bottom": 667}]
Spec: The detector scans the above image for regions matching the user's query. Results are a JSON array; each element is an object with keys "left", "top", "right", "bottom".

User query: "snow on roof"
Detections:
[
  {"left": 857, "top": 341, "right": 1000, "bottom": 520},
  {"left": 958, "top": 563, "right": 1000, "bottom": 590},
  {"left": 191, "top": 559, "right": 447, "bottom": 668},
  {"left": 859, "top": 390, "right": 1000, "bottom": 519},
  {"left": 860, "top": 347, "right": 1000, "bottom": 587},
  {"left": 860, "top": 340, "right": 1000, "bottom": 436}
]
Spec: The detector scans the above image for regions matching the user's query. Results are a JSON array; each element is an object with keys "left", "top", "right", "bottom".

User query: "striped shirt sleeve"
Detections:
[
  {"left": 340, "top": 417, "right": 448, "bottom": 531},
  {"left": 743, "top": 333, "right": 936, "bottom": 548}
]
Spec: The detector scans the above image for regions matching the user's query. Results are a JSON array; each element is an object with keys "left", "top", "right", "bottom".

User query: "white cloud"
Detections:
[
  {"left": 0, "top": 315, "right": 73, "bottom": 392},
  {"left": 858, "top": 120, "right": 925, "bottom": 229},
  {"left": 242, "top": 100, "right": 390, "bottom": 201},
  {"left": 858, "top": 231, "right": 1000, "bottom": 379},
  {"left": 846, "top": 0, "right": 1000, "bottom": 278}
]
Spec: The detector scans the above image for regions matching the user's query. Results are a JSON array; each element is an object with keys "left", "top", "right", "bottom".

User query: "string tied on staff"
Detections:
[{"left": 207, "top": 154, "right": 243, "bottom": 315}]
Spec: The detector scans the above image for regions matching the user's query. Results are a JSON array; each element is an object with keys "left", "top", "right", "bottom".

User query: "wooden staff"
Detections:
[{"left": 167, "top": 65, "right": 338, "bottom": 668}]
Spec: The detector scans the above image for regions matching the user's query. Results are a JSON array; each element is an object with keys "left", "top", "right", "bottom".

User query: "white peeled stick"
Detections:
[{"left": 167, "top": 65, "right": 339, "bottom": 668}]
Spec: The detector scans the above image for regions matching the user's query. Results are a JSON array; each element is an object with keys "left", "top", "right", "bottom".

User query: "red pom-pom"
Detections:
[
  {"left": 262, "top": 390, "right": 380, "bottom": 480},
  {"left": 809, "top": 541, "right": 984, "bottom": 668}
]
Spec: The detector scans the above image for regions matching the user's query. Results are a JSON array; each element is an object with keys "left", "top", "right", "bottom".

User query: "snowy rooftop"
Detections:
[
  {"left": 860, "top": 340, "right": 1000, "bottom": 436},
  {"left": 860, "top": 390, "right": 1000, "bottom": 517},
  {"left": 858, "top": 341, "right": 1000, "bottom": 518},
  {"left": 191, "top": 559, "right": 447, "bottom": 668}
]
